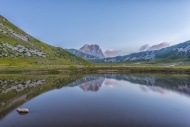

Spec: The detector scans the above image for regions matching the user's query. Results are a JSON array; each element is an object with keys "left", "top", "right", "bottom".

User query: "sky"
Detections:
[{"left": 0, "top": 0, "right": 190, "bottom": 56}]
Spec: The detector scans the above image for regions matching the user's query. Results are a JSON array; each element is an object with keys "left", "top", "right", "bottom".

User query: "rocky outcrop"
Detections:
[
  {"left": 79, "top": 44, "right": 105, "bottom": 58},
  {"left": 0, "top": 42, "right": 47, "bottom": 57}
]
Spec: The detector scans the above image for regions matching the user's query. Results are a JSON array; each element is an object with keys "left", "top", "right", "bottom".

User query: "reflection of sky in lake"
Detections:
[
  {"left": 140, "top": 85, "right": 169, "bottom": 95},
  {"left": 1, "top": 75, "right": 190, "bottom": 127}
]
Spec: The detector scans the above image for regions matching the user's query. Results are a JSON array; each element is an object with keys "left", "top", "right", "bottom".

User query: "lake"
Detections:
[{"left": 0, "top": 74, "right": 190, "bottom": 127}]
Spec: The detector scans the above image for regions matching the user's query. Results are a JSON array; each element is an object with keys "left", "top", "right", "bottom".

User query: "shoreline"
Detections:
[{"left": 1, "top": 66, "right": 190, "bottom": 74}]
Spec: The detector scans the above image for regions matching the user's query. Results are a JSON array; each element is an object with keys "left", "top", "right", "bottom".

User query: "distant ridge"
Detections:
[
  {"left": 103, "top": 40, "right": 190, "bottom": 63},
  {"left": 67, "top": 49, "right": 99, "bottom": 61},
  {"left": 67, "top": 40, "right": 190, "bottom": 65}
]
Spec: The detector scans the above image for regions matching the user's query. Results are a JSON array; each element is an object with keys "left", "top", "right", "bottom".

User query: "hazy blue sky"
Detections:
[{"left": 1, "top": 0, "right": 190, "bottom": 56}]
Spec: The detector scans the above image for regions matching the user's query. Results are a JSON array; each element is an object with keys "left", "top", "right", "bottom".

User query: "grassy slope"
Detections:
[{"left": 0, "top": 15, "right": 91, "bottom": 66}]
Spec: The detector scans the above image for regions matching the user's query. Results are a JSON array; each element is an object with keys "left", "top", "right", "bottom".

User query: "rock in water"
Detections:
[{"left": 16, "top": 108, "right": 29, "bottom": 114}]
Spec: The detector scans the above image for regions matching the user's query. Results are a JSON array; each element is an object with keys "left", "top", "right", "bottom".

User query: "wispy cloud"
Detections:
[
  {"left": 104, "top": 49, "right": 121, "bottom": 57},
  {"left": 104, "top": 49, "right": 135, "bottom": 57},
  {"left": 139, "top": 42, "right": 171, "bottom": 52},
  {"left": 104, "top": 42, "right": 171, "bottom": 57}
]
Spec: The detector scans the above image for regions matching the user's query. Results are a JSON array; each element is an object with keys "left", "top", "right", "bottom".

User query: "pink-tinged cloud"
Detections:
[
  {"left": 104, "top": 49, "right": 135, "bottom": 57},
  {"left": 104, "top": 49, "right": 121, "bottom": 57},
  {"left": 139, "top": 42, "right": 171, "bottom": 52},
  {"left": 105, "top": 42, "right": 171, "bottom": 57},
  {"left": 147, "top": 42, "right": 170, "bottom": 51}
]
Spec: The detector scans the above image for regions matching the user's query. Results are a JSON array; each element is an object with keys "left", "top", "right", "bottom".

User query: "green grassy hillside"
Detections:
[{"left": 0, "top": 15, "right": 91, "bottom": 66}]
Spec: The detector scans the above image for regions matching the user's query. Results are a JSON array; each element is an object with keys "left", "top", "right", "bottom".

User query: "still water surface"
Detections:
[{"left": 0, "top": 74, "right": 190, "bottom": 127}]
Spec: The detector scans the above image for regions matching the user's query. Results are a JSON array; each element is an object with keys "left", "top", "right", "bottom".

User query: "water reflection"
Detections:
[
  {"left": 79, "top": 78, "right": 104, "bottom": 92},
  {"left": 67, "top": 74, "right": 190, "bottom": 95},
  {"left": 0, "top": 79, "right": 47, "bottom": 93},
  {"left": 0, "top": 74, "right": 82, "bottom": 119},
  {"left": 140, "top": 85, "right": 169, "bottom": 94},
  {"left": 0, "top": 74, "right": 190, "bottom": 127}
]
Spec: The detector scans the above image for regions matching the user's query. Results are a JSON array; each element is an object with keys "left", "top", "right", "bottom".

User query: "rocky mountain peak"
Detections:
[{"left": 79, "top": 44, "right": 105, "bottom": 58}]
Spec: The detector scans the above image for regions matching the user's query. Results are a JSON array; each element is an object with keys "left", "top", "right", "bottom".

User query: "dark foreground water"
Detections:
[{"left": 0, "top": 74, "right": 190, "bottom": 127}]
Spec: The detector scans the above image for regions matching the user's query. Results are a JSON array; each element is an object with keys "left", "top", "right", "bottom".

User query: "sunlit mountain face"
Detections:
[{"left": 79, "top": 44, "right": 105, "bottom": 58}]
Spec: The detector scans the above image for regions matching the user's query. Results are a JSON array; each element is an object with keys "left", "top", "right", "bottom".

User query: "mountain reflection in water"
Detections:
[
  {"left": 67, "top": 74, "right": 190, "bottom": 95},
  {"left": 0, "top": 74, "right": 190, "bottom": 127}
]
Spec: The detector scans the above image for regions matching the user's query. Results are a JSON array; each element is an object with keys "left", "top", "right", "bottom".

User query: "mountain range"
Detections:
[
  {"left": 0, "top": 15, "right": 90, "bottom": 66},
  {"left": 1, "top": 15, "right": 190, "bottom": 66},
  {"left": 68, "top": 40, "right": 190, "bottom": 65},
  {"left": 103, "top": 40, "right": 190, "bottom": 63}
]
